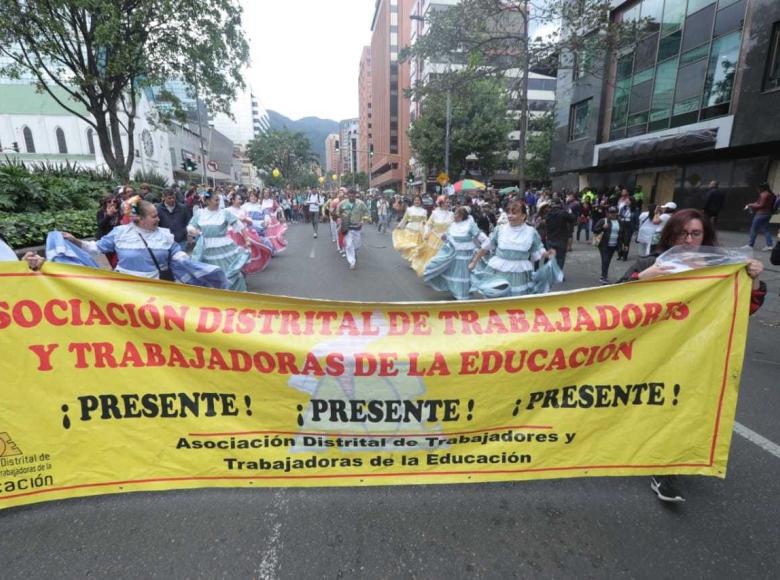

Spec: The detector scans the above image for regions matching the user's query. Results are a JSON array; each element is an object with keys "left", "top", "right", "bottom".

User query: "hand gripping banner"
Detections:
[{"left": 0, "top": 261, "right": 750, "bottom": 509}]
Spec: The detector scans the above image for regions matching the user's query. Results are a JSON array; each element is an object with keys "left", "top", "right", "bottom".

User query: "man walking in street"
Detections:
[
  {"left": 338, "top": 189, "right": 369, "bottom": 270},
  {"left": 306, "top": 188, "right": 325, "bottom": 238},
  {"left": 377, "top": 195, "right": 389, "bottom": 233}
]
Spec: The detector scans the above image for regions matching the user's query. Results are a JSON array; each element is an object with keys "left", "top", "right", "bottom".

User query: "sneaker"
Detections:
[
  {"left": 650, "top": 476, "right": 685, "bottom": 503},
  {"left": 740, "top": 244, "right": 753, "bottom": 250},
  {"left": 349, "top": 263, "right": 356, "bottom": 270},
  {"left": 761, "top": 246, "right": 772, "bottom": 251},
  {"left": 313, "top": 233, "right": 318, "bottom": 238},
  {"left": 599, "top": 277, "right": 609, "bottom": 285}
]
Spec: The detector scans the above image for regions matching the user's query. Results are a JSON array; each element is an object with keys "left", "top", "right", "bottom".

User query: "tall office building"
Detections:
[
  {"left": 358, "top": 46, "right": 373, "bottom": 174},
  {"left": 550, "top": 0, "right": 780, "bottom": 229},
  {"left": 211, "top": 86, "right": 270, "bottom": 147},
  {"left": 368, "top": 0, "right": 414, "bottom": 193},
  {"left": 339, "top": 118, "right": 360, "bottom": 174},
  {"left": 325, "top": 133, "right": 341, "bottom": 174}
]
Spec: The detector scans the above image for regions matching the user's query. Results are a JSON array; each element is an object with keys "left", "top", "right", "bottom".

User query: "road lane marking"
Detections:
[
  {"left": 734, "top": 421, "right": 780, "bottom": 459},
  {"left": 309, "top": 244, "right": 316, "bottom": 259}
]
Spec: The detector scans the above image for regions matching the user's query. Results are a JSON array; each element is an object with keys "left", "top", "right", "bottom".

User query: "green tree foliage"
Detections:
[
  {"left": 0, "top": 0, "right": 249, "bottom": 181},
  {"left": 247, "top": 129, "right": 318, "bottom": 188},
  {"left": 403, "top": 0, "right": 631, "bottom": 184},
  {"left": 340, "top": 172, "right": 369, "bottom": 190},
  {"left": 525, "top": 112, "right": 554, "bottom": 184},
  {"left": 408, "top": 79, "right": 511, "bottom": 179}
]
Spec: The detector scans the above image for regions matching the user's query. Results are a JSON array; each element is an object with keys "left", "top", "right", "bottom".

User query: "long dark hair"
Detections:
[{"left": 657, "top": 208, "right": 717, "bottom": 252}]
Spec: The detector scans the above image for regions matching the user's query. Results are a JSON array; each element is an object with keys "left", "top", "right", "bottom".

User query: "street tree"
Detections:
[
  {"left": 247, "top": 129, "right": 318, "bottom": 188},
  {"left": 408, "top": 78, "right": 511, "bottom": 179},
  {"left": 403, "top": 0, "right": 634, "bottom": 185},
  {"left": 341, "top": 172, "right": 370, "bottom": 190},
  {"left": 525, "top": 111, "right": 554, "bottom": 184},
  {"left": 0, "top": 0, "right": 249, "bottom": 182}
]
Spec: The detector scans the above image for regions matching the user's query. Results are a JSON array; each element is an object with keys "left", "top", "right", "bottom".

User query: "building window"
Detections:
[
  {"left": 87, "top": 129, "right": 95, "bottom": 155},
  {"left": 569, "top": 99, "right": 590, "bottom": 141},
  {"left": 765, "top": 22, "right": 780, "bottom": 91},
  {"left": 55, "top": 127, "right": 67, "bottom": 154},
  {"left": 22, "top": 126, "right": 35, "bottom": 153}
]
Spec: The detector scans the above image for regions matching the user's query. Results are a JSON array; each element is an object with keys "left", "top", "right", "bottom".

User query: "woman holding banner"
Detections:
[
  {"left": 468, "top": 201, "right": 561, "bottom": 298},
  {"left": 618, "top": 208, "right": 765, "bottom": 503},
  {"left": 61, "top": 199, "right": 227, "bottom": 288}
]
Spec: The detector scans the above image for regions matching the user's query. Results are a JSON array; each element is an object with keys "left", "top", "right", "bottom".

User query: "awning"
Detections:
[{"left": 597, "top": 128, "right": 718, "bottom": 167}]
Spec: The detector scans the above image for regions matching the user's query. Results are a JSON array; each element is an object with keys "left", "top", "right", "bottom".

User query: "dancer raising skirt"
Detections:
[
  {"left": 392, "top": 195, "right": 427, "bottom": 262},
  {"left": 424, "top": 206, "right": 487, "bottom": 300},
  {"left": 226, "top": 193, "right": 272, "bottom": 273},
  {"left": 412, "top": 195, "right": 453, "bottom": 276},
  {"left": 469, "top": 201, "right": 562, "bottom": 298}
]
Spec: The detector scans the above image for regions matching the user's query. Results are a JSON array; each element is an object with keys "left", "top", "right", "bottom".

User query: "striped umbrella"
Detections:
[{"left": 453, "top": 179, "right": 487, "bottom": 192}]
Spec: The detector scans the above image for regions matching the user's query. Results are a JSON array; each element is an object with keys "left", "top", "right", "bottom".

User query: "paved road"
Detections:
[{"left": 3, "top": 222, "right": 779, "bottom": 579}]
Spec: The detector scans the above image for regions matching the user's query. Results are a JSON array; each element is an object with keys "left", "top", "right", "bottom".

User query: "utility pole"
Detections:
[
  {"left": 516, "top": 0, "right": 530, "bottom": 190},
  {"left": 194, "top": 66, "right": 207, "bottom": 184}
]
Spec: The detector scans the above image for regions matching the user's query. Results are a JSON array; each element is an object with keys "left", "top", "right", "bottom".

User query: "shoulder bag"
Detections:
[{"left": 137, "top": 232, "right": 175, "bottom": 281}]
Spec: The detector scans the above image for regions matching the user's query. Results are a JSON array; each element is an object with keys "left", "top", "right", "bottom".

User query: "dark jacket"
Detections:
[
  {"left": 96, "top": 208, "right": 120, "bottom": 239},
  {"left": 592, "top": 218, "right": 621, "bottom": 249},
  {"left": 771, "top": 242, "right": 780, "bottom": 266},
  {"left": 156, "top": 202, "right": 191, "bottom": 243},
  {"left": 545, "top": 207, "right": 576, "bottom": 246},
  {"left": 703, "top": 187, "right": 725, "bottom": 217}
]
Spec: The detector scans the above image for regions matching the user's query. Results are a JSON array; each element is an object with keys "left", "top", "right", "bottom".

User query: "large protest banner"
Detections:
[{"left": 0, "top": 261, "right": 750, "bottom": 509}]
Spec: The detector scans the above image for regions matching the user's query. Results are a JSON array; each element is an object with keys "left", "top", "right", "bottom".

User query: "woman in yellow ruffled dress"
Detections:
[
  {"left": 411, "top": 195, "right": 453, "bottom": 275},
  {"left": 392, "top": 195, "right": 428, "bottom": 262}
]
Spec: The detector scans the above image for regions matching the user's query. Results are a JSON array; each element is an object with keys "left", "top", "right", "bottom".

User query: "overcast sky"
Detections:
[{"left": 241, "top": 0, "right": 375, "bottom": 122}]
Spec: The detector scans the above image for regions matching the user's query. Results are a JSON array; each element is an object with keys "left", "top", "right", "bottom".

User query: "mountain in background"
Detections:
[{"left": 266, "top": 110, "right": 340, "bottom": 165}]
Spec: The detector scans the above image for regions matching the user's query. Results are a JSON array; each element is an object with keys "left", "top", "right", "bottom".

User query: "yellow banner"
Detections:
[{"left": 0, "top": 261, "right": 749, "bottom": 509}]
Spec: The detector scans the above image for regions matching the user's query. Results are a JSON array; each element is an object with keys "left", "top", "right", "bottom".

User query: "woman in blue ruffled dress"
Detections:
[
  {"left": 187, "top": 190, "right": 250, "bottom": 291},
  {"left": 61, "top": 200, "right": 227, "bottom": 288},
  {"left": 423, "top": 206, "right": 487, "bottom": 300},
  {"left": 469, "top": 201, "right": 561, "bottom": 298}
]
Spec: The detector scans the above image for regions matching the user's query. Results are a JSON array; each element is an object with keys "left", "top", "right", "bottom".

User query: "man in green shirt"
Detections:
[{"left": 338, "top": 189, "right": 370, "bottom": 269}]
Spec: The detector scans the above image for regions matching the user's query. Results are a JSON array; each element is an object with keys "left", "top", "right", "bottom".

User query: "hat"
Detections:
[{"left": 661, "top": 202, "right": 677, "bottom": 210}]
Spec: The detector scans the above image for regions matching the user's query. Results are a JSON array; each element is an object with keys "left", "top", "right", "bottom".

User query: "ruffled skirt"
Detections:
[
  {"left": 392, "top": 228, "right": 423, "bottom": 261},
  {"left": 411, "top": 231, "right": 445, "bottom": 276},
  {"left": 228, "top": 229, "right": 272, "bottom": 274},
  {"left": 423, "top": 243, "right": 475, "bottom": 300},
  {"left": 470, "top": 257, "right": 563, "bottom": 298},
  {"left": 192, "top": 235, "right": 250, "bottom": 292}
]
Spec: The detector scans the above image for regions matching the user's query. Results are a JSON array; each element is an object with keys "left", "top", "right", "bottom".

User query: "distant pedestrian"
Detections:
[
  {"left": 306, "top": 188, "right": 325, "bottom": 238},
  {"left": 593, "top": 206, "right": 621, "bottom": 284},
  {"left": 702, "top": 180, "right": 724, "bottom": 224},
  {"left": 744, "top": 183, "right": 775, "bottom": 251},
  {"left": 338, "top": 189, "right": 369, "bottom": 270},
  {"left": 544, "top": 198, "right": 576, "bottom": 270},
  {"left": 156, "top": 188, "right": 191, "bottom": 244}
]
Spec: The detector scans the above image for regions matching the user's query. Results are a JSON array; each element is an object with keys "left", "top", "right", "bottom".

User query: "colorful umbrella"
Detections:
[
  {"left": 499, "top": 186, "right": 520, "bottom": 195},
  {"left": 453, "top": 179, "right": 486, "bottom": 192}
]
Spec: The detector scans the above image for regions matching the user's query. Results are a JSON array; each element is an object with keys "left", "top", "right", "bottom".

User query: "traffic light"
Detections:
[
  {"left": 11, "top": 142, "right": 19, "bottom": 153},
  {"left": 334, "top": 139, "right": 340, "bottom": 153},
  {"left": 369, "top": 144, "right": 374, "bottom": 158},
  {"left": 189, "top": 160, "right": 198, "bottom": 173},
  {"left": 181, "top": 159, "right": 197, "bottom": 172}
]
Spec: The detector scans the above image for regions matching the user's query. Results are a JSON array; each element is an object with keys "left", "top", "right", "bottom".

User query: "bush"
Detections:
[
  {"left": 0, "top": 158, "right": 111, "bottom": 213},
  {"left": 0, "top": 209, "right": 97, "bottom": 248}
]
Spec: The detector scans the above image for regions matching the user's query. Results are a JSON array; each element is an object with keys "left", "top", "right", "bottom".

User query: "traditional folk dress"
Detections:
[
  {"left": 411, "top": 207, "right": 454, "bottom": 276},
  {"left": 260, "top": 198, "right": 288, "bottom": 253},
  {"left": 423, "top": 219, "right": 487, "bottom": 300},
  {"left": 226, "top": 206, "right": 272, "bottom": 274},
  {"left": 70, "top": 225, "right": 228, "bottom": 288},
  {"left": 242, "top": 202, "right": 277, "bottom": 255},
  {"left": 188, "top": 209, "right": 250, "bottom": 291},
  {"left": 392, "top": 205, "right": 428, "bottom": 262},
  {"left": 470, "top": 223, "right": 562, "bottom": 298}
]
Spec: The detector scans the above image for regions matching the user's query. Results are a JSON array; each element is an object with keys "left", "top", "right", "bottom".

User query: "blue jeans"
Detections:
[{"left": 749, "top": 214, "right": 773, "bottom": 247}]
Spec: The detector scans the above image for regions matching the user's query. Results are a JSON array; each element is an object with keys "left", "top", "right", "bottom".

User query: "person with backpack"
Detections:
[{"left": 744, "top": 183, "right": 775, "bottom": 251}]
